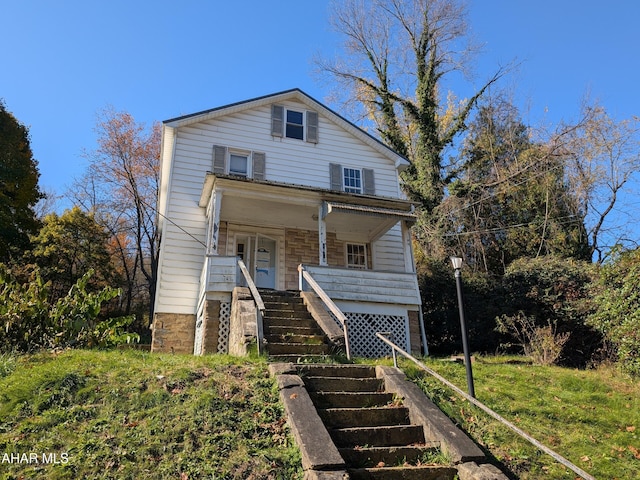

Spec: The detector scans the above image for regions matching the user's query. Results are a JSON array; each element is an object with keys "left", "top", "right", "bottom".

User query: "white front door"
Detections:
[
  {"left": 236, "top": 233, "right": 277, "bottom": 289},
  {"left": 254, "top": 235, "right": 276, "bottom": 289}
]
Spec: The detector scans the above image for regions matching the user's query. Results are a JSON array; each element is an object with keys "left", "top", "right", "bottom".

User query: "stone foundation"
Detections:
[
  {"left": 201, "top": 300, "right": 221, "bottom": 354},
  {"left": 151, "top": 312, "right": 196, "bottom": 353}
]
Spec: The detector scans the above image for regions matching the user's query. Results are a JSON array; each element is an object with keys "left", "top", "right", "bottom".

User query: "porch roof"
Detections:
[{"left": 200, "top": 173, "right": 416, "bottom": 241}]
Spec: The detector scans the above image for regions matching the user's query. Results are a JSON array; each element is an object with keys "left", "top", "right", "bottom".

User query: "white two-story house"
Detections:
[{"left": 151, "top": 89, "right": 426, "bottom": 357}]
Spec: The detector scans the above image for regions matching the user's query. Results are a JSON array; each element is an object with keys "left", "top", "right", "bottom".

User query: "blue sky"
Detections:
[{"left": 3, "top": 0, "right": 639, "bottom": 205}]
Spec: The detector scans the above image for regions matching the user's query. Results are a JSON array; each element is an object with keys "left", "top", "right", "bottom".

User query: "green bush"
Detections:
[
  {"left": 498, "top": 255, "right": 600, "bottom": 367},
  {"left": 587, "top": 247, "right": 640, "bottom": 377},
  {"left": 418, "top": 258, "right": 506, "bottom": 355},
  {"left": 0, "top": 265, "right": 138, "bottom": 352}
]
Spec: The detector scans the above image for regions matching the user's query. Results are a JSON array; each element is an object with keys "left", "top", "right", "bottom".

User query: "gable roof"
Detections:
[{"left": 164, "top": 88, "right": 410, "bottom": 169}]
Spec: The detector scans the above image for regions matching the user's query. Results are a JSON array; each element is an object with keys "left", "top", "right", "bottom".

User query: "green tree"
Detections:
[
  {"left": 498, "top": 256, "right": 599, "bottom": 367},
  {"left": 29, "top": 207, "right": 118, "bottom": 301},
  {"left": 423, "top": 99, "right": 590, "bottom": 274},
  {"left": 588, "top": 247, "right": 640, "bottom": 376},
  {"left": 0, "top": 100, "right": 43, "bottom": 261}
]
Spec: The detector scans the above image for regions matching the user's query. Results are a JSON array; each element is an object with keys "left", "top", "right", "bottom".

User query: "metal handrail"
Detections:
[
  {"left": 237, "top": 259, "right": 265, "bottom": 355},
  {"left": 298, "top": 264, "right": 351, "bottom": 360},
  {"left": 375, "top": 332, "right": 596, "bottom": 480}
]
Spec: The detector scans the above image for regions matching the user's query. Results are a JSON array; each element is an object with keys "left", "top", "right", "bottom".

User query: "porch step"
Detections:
[
  {"left": 263, "top": 316, "right": 320, "bottom": 330},
  {"left": 266, "top": 342, "right": 330, "bottom": 356},
  {"left": 259, "top": 289, "right": 335, "bottom": 360},
  {"left": 348, "top": 466, "right": 459, "bottom": 480}
]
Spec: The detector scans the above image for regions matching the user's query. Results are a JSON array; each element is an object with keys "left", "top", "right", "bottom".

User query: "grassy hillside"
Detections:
[
  {"left": 1, "top": 350, "right": 638, "bottom": 479},
  {"left": 0, "top": 350, "right": 302, "bottom": 480},
  {"left": 405, "top": 356, "right": 640, "bottom": 480}
]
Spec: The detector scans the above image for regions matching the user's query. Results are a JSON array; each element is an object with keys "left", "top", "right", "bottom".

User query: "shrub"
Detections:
[
  {"left": 498, "top": 255, "right": 600, "bottom": 367},
  {"left": 587, "top": 247, "right": 640, "bottom": 377},
  {"left": 496, "top": 311, "right": 570, "bottom": 365},
  {"left": 0, "top": 265, "right": 138, "bottom": 352},
  {"left": 418, "top": 258, "right": 506, "bottom": 355}
]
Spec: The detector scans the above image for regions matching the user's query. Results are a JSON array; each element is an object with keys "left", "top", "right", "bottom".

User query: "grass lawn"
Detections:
[
  {"left": 403, "top": 355, "right": 640, "bottom": 480},
  {"left": 0, "top": 350, "right": 302, "bottom": 480},
  {"left": 1, "top": 349, "right": 638, "bottom": 479}
]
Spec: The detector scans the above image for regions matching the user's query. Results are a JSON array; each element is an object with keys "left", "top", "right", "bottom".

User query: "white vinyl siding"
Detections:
[{"left": 155, "top": 97, "right": 408, "bottom": 315}]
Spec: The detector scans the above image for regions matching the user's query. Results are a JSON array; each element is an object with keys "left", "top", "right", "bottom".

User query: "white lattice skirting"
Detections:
[
  {"left": 331, "top": 312, "right": 408, "bottom": 358},
  {"left": 216, "top": 302, "right": 232, "bottom": 353}
]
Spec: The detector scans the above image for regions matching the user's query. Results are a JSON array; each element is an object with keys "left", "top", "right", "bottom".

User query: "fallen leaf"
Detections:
[
  {"left": 290, "top": 393, "right": 298, "bottom": 399},
  {"left": 626, "top": 425, "right": 636, "bottom": 432},
  {"left": 580, "top": 455, "right": 590, "bottom": 462},
  {"left": 629, "top": 446, "right": 640, "bottom": 459},
  {"left": 375, "top": 462, "right": 385, "bottom": 468}
]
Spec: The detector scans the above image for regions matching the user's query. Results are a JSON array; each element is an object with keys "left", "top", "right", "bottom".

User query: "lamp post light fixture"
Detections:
[{"left": 450, "top": 256, "right": 476, "bottom": 398}]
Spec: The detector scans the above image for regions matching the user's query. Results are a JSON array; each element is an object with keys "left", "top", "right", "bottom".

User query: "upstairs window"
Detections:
[
  {"left": 212, "top": 145, "right": 266, "bottom": 181},
  {"left": 286, "top": 110, "right": 304, "bottom": 140},
  {"left": 271, "top": 105, "right": 318, "bottom": 143},
  {"left": 343, "top": 167, "right": 362, "bottom": 194},
  {"left": 330, "top": 163, "right": 375, "bottom": 195},
  {"left": 229, "top": 153, "right": 249, "bottom": 177}
]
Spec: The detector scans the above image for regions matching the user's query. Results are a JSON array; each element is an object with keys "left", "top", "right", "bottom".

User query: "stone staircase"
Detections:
[
  {"left": 260, "top": 289, "right": 333, "bottom": 362},
  {"left": 259, "top": 290, "right": 506, "bottom": 479},
  {"left": 299, "top": 364, "right": 458, "bottom": 479}
]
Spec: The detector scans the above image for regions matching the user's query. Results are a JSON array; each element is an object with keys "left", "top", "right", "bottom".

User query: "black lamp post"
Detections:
[{"left": 451, "top": 256, "right": 475, "bottom": 398}]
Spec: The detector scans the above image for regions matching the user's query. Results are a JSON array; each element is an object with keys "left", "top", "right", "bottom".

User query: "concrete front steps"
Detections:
[
  {"left": 270, "top": 362, "right": 508, "bottom": 480},
  {"left": 300, "top": 364, "right": 457, "bottom": 480},
  {"left": 260, "top": 289, "right": 333, "bottom": 363}
]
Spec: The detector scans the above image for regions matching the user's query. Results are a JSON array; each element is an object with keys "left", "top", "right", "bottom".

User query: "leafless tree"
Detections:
[
  {"left": 70, "top": 108, "right": 161, "bottom": 318},
  {"left": 318, "top": 0, "right": 507, "bottom": 211}
]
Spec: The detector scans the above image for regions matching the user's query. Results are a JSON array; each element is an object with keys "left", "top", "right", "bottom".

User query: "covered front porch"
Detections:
[
  {"left": 199, "top": 173, "right": 418, "bottom": 287},
  {"left": 195, "top": 173, "right": 425, "bottom": 356}
]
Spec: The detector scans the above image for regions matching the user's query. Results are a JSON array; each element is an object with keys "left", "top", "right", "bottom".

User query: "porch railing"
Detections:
[
  {"left": 237, "top": 259, "right": 265, "bottom": 355},
  {"left": 298, "top": 264, "right": 351, "bottom": 360}
]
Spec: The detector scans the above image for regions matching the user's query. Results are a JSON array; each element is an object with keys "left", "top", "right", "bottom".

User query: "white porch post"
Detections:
[
  {"left": 318, "top": 202, "right": 328, "bottom": 266},
  {"left": 401, "top": 220, "right": 415, "bottom": 273},
  {"left": 206, "top": 188, "right": 223, "bottom": 256}
]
